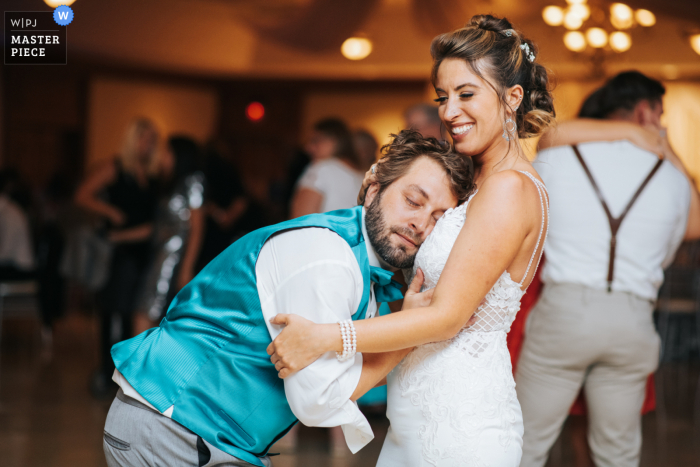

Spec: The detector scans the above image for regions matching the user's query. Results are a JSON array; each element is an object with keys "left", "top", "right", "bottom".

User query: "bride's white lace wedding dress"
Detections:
[{"left": 377, "top": 171, "right": 548, "bottom": 467}]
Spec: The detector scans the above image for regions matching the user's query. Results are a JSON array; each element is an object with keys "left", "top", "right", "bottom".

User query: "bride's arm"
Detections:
[
  {"left": 350, "top": 349, "right": 413, "bottom": 400},
  {"left": 269, "top": 171, "right": 533, "bottom": 377},
  {"left": 538, "top": 118, "right": 664, "bottom": 156}
]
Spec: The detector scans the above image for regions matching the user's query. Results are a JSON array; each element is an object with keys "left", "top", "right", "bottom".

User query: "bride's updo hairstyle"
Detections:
[{"left": 430, "top": 15, "right": 555, "bottom": 139}]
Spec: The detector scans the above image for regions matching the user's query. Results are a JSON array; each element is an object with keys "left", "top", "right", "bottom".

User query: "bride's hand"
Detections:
[
  {"left": 401, "top": 269, "right": 434, "bottom": 310},
  {"left": 357, "top": 161, "right": 382, "bottom": 205},
  {"left": 267, "top": 314, "right": 337, "bottom": 378},
  {"left": 628, "top": 125, "right": 665, "bottom": 159}
]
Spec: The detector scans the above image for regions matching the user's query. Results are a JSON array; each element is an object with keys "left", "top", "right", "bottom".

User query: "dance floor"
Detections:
[{"left": 0, "top": 310, "right": 699, "bottom": 467}]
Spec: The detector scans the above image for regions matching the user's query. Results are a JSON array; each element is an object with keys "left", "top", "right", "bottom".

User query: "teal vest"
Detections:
[{"left": 112, "top": 207, "right": 378, "bottom": 466}]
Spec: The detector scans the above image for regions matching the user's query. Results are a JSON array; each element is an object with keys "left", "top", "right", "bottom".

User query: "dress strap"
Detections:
[{"left": 516, "top": 171, "right": 549, "bottom": 287}]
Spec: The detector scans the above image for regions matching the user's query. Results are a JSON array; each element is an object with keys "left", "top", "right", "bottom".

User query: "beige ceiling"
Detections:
[{"left": 4, "top": 0, "right": 700, "bottom": 79}]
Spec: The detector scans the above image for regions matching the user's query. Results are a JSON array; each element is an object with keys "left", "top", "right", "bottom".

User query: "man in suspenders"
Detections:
[{"left": 517, "top": 71, "right": 700, "bottom": 467}]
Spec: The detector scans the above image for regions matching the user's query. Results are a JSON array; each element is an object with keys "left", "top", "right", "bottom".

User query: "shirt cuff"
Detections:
[
  {"left": 341, "top": 401, "right": 375, "bottom": 453},
  {"left": 337, "top": 353, "right": 374, "bottom": 452}
]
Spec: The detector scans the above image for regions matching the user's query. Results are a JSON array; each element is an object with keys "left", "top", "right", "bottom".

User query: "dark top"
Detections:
[
  {"left": 203, "top": 152, "right": 245, "bottom": 211},
  {"left": 196, "top": 153, "right": 248, "bottom": 271},
  {"left": 105, "top": 160, "right": 158, "bottom": 256},
  {"left": 105, "top": 160, "right": 158, "bottom": 229}
]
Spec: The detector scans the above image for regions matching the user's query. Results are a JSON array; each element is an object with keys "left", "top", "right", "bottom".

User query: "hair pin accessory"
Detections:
[
  {"left": 520, "top": 43, "right": 535, "bottom": 62},
  {"left": 502, "top": 29, "right": 514, "bottom": 37}
]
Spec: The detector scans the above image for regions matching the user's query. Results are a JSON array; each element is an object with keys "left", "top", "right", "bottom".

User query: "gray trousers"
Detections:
[
  {"left": 104, "top": 390, "right": 272, "bottom": 467},
  {"left": 515, "top": 283, "right": 660, "bottom": 467}
]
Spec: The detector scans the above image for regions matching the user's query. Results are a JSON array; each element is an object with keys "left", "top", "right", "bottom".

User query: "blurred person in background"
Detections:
[
  {"left": 74, "top": 117, "right": 160, "bottom": 398},
  {"left": 134, "top": 136, "right": 205, "bottom": 334},
  {"left": 34, "top": 172, "right": 74, "bottom": 351},
  {"left": 353, "top": 128, "right": 379, "bottom": 172},
  {"left": 195, "top": 140, "right": 249, "bottom": 271},
  {"left": 403, "top": 103, "right": 443, "bottom": 141},
  {"left": 517, "top": 71, "right": 700, "bottom": 467},
  {"left": 279, "top": 148, "right": 311, "bottom": 219},
  {"left": 0, "top": 168, "right": 35, "bottom": 281},
  {"left": 289, "top": 118, "right": 364, "bottom": 218},
  {"left": 1, "top": 167, "right": 74, "bottom": 352}
]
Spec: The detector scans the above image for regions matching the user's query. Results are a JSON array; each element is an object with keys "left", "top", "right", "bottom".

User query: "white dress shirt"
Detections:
[
  {"left": 0, "top": 194, "right": 35, "bottom": 270},
  {"left": 535, "top": 141, "right": 691, "bottom": 300},
  {"left": 115, "top": 208, "right": 384, "bottom": 453},
  {"left": 296, "top": 158, "right": 364, "bottom": 213}
]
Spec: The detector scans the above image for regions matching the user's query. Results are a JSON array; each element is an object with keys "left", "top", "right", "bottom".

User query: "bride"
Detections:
[{"left": 268, "top": 15, "right": 554, "bottom": 466}]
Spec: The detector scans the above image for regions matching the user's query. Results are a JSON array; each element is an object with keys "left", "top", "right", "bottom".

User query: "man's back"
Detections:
[{"left": 535, "top": 140, "right": 690, "bottom": 299}]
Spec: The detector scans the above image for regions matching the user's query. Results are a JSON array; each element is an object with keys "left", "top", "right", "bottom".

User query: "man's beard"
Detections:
[{"left": 365, "top": 191, "right": 421, "bottom": 269}]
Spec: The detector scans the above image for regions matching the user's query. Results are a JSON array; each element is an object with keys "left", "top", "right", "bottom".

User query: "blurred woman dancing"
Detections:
[{"left": 135, "top": 136, "right": 205, "bottom": 333}]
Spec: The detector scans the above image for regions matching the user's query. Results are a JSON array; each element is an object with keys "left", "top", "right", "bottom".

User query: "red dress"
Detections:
[{"left": 507, "top": 259, "right": 656, "bottom": 414}]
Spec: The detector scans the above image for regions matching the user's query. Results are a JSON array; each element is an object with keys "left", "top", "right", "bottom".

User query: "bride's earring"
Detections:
[{"left": 502, "top": 117, "right": 517, "bottom": 142}]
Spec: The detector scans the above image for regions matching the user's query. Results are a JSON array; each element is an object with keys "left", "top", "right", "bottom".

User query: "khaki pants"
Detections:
[{"left": 516, "top": 283, "right": 660, "bottom": 467}]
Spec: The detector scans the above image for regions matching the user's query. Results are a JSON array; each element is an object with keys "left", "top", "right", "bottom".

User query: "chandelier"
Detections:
[{"left": 542, "top": 1, "right": 655, "bottom": 54}]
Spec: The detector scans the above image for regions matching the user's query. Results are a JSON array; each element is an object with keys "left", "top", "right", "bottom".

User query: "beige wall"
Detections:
[
  {"left": 302, "top": 88, "right": 428, "bottom": 151},
  {"left": 87, "top": 77, "right": 219, "bottom": 171},
  {"left": 663, "top": 82, "right": 700, "bottom": 183}
]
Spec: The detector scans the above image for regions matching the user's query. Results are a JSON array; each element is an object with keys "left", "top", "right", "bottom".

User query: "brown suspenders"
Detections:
[{"left": 571, "top": 145, "right": 664, "bottom": 292}]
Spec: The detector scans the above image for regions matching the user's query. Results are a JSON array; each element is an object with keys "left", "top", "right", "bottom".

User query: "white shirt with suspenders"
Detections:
[{"left": 535, "top": 140, "right": 690, "bottom": 300}]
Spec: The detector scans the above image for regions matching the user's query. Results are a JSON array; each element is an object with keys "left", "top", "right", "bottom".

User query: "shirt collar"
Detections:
[{"left": 361, "top": 207, "right": 396, "bottom": 271}]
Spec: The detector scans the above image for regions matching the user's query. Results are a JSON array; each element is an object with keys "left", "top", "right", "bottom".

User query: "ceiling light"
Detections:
[
  {"left": 341, "top": 38, "right": 372, "bottom": 61},
  {"left": 542, "top": 6, "right": 565, "bottom": 26},
  {"left": 564, "top": 31, "right": 587, "bottom": 52},
  {"left": 44, "top": 0, "right": 76, "bottom": 6},
  {"left": 635, "top": 9, "right": 656, "bottom": 27},
  {"left": 566, "top": 0, "right": 586, "bottom": 5},
  {"left": 691, "top": 35, "right": 700, "bottom": 56},
  {"left": 609, "top": 31, "right": 631, "bottom": 52},
  {"left": 563, "top": 11, "right": 584, "bottom": 30},
  {"left": 586, "top": 27, "right": 608, "bottom": 48},
  {"left": 610, "top": 3, "right": 634, "bottom": 29},
  {"left": 569, "top": 4, "right": 590, "bottom": 21}
]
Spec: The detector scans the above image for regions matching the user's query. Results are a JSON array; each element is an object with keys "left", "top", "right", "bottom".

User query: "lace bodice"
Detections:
[{"left": 405, "top": 171, "right": 548, "bottom": 334}]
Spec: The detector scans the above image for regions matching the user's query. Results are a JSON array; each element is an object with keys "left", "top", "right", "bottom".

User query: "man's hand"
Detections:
[{"left": 401, "top": 268, "right": 434, "bottom": 310}]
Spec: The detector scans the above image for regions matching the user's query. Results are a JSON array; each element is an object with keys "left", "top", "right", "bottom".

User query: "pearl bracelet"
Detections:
[{"left": 336, "top": 319, "right": 357, "bottom": 362}]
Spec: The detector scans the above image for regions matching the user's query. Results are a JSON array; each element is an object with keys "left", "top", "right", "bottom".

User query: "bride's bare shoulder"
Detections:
[
  {"left": 470, "top": 170, "right": 543, "bottom": 214},
  {"left": 479, "top": 170, "right": 534, "bottom": 197}
]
